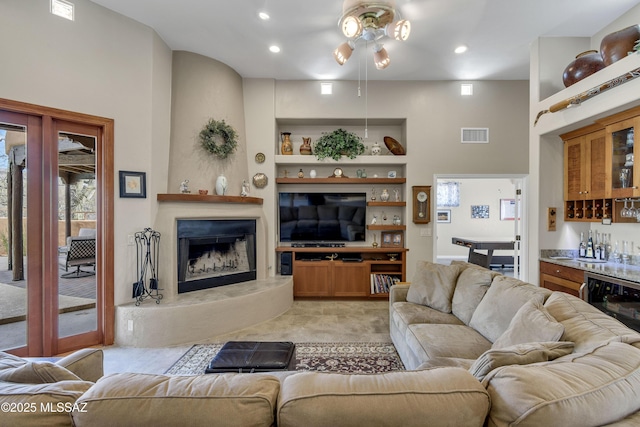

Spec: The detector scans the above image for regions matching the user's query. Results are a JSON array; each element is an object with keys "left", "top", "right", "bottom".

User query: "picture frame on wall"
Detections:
[
  {"left": 381, "top": 231, "right": 404, "bottom": 248},
  {"left": 500, "top": 198, "right": 517, "bottom": 220},
  {"left": 471, "top": 205, "right": 489, "bottom": 219},
  {"left": 437, "top": 209, "right": 451, "bottom": 223},
  {"left": 119, "top": 170, "right": 147, "bottom": 198}
]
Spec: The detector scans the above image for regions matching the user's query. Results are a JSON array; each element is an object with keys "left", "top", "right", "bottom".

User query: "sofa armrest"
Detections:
[
  {"left": 56, "top": 348, "right": 103, "bottom": 382},
  {"left": 389, "top": 284, "right": 410, "bottom": 304}
]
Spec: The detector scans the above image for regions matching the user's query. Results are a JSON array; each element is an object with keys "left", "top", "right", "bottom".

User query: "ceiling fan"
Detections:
[{"left": 333, "top": 0, "right": 411, "bottom": 69}]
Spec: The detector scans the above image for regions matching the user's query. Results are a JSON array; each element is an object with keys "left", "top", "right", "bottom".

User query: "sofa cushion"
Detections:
[
  {"left": 491, "top": 299, "right": 564, "bottom": 349},
  {"left": 406, "top": 324, "right": 492, "bottom": 362},
  {"left": 0, "top": 352, "right": 81, "bottom": 383},
  {"left": 55, "top": 348, "right": 104, "bottom": 383},
  {"left": 452, "top": 266, "right": 498, "bottom": 325},
  {"left": 0, "top": 380, "right": 92, "bottom": 427},
  {"left": 72, "top": 372, "right": 280, "bottom": 427},
  {"left": 544, "top": 292, "right": 640, "bottom": 353},
  {"left": 277, "top": 368, "right": 490, "bottom": 427},
  {"left": 469, "top": 341, "right": 574, "bottom": 381},
  {"left": 483, "top": 341, "right": 640, "bottom": 427},
  {"left": 469, "top": 275, "right": 551, "bottom": 343},
  {"left": 417, "top": 357, "right": 474, "bottom": 370},
  {"left": 406, "top": 261, "right": 463, "bottom": 313}
]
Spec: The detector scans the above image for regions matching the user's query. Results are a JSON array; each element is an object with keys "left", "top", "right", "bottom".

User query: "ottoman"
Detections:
[{"left": 206, "top": 341, "right": 296, "bottom": 373}]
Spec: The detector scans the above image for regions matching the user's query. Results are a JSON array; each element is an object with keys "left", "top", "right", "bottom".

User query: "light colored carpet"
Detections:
[{"left": 165, "top": 342, "right": 404, "bottom": 375}]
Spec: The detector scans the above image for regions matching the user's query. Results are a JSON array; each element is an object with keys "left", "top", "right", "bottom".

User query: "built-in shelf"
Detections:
[
  {"left": 276, "top": 177, "right": 406, "bottom": 184},
  {"left": 157, "top": 194, "right": 263, "bottom": 205},
  {"left": 367, "top": 225, "right": 406, "bottom": 230},
  {"left": 368, "top": 201, "right": 406, "bottom": 207}
]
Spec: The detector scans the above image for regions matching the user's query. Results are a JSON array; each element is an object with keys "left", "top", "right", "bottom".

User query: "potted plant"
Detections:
[{"left": 313, "top": 128, "right": 365, "bottom": 161}]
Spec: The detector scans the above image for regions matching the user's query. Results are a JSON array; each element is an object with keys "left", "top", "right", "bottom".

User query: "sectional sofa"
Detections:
[{"left": 2, "top": 261, "right": 640, "bottom": 426}]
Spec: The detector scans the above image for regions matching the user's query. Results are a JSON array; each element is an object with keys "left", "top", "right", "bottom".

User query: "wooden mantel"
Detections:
[{"left": 157, "top": 193, "right": 263, "bottom": 205}]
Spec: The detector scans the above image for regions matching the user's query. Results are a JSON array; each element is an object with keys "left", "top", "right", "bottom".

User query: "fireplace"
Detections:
[{"left": 177, "top": 219, "right": 256, "bottom": 294}]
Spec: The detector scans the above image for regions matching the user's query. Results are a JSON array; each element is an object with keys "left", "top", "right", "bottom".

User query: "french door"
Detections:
[{"left": 0, "top": 99, "right": 113, "bottom": 356}]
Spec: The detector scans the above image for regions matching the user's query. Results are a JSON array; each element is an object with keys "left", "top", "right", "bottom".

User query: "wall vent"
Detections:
[{"left": 461, "top": 128, "right": 489, "bottom": 143}]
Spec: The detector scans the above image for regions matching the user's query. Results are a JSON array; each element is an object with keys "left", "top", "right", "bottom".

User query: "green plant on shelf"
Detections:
[{"left": 313, "top": 128, "right": 365, "bottom": 161}]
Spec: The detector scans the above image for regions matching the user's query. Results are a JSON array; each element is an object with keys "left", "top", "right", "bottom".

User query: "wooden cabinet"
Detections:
[
  {"left": 562, "top": 126, "right": 611, "bottom": 221},
  {"left": 540, "top": 261, "right": 585, "bottom": 297},
  {"left": 279, "top": 247, "right": 407, "bottom": 298},
  {"left": 562, "top": 105, "right": 640, "bottom": 223}
]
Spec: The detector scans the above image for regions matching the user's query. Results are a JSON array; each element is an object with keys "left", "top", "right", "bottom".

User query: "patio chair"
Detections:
[{"left": 61, "top": 237, "right": 96, "bottom": 278}]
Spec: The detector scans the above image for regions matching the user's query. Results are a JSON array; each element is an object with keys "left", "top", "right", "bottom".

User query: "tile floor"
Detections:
[{"left": 102, "top": 300, "right": 391, "bottom": 375}]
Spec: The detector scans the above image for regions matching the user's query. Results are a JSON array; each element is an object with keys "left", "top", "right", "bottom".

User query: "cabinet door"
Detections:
[
  {"left": 293, "top": 262, "right": 332, "bottom": 297},
  {"left": 332, "top": 262, "right": 368, "bottom": 297},
  {"left": 539, "top": 261, "right": 584, "bottom": 297},
  {"left": 607, "top": 117, "right": 640, "bottom": 198},
  {"left": 586, "top": 130, "right": 608, "bottom": 199},
  {"left": 564, "top": 136, "right": 587, "bottom": 200}
]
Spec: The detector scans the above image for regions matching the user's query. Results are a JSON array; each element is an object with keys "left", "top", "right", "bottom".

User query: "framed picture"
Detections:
[
  {"left": 437, "top": 209, "right": 451, "bottom": 223},
  {"left": 119, "top": 171, "right": 146, "bottom": 198},
  {"left": 500, "top": 198, "right": 518, "bottom": 220},
  {"left": 381, "top": 231, "right": 404, "bottom": 248},
  {"left": 471, "top": 205, "right": 490, "bottom": 219}
]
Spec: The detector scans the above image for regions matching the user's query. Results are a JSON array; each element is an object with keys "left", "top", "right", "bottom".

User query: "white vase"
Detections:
[
  {"left": 215, "top": 174, "right": 228, "bottom": 195},
  {"left": 309, "top": 169, "right": 317, "bottom": 178}
]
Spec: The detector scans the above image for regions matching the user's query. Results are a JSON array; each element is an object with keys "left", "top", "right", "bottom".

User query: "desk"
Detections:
[{"left": 452, "top": 237, "right": 515, "bottom": 269}]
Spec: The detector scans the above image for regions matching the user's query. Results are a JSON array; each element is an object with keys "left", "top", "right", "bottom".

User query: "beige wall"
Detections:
[
  {"left": 168, "top": 52, "right": 249, "bottom": 195},
  {"left": 0, "top": 0, "right": 173, "bottom": 306}
]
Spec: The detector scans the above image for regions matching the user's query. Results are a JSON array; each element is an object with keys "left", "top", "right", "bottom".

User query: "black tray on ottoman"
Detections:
[{"left": 205, "top": 341, "right": 296, "bottom": 373}]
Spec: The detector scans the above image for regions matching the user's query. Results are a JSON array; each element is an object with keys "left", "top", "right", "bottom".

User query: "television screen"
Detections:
[{"left": 279, "top": 192, "right": 366, "bottom": 242}]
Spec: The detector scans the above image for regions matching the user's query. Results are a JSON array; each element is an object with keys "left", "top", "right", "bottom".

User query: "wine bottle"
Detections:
[
  {"left": 586, "top": 230, "right": 595, "bottom": 258},
  {"left": 579, "top": 232, "right": 587, "bottom": 258}
]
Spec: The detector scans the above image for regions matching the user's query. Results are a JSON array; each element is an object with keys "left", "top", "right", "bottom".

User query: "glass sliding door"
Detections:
[
  {"left": 0, "top": 98, "right": 114, "bottom": 357},
  {"left": 0, "top": 115, "right": 32, "bottom": 355}
]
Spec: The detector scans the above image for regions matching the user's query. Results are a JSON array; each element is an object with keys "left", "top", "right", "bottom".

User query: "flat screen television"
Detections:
[{"left": 279, "top": 192, "right": 366, "bottom": 242}]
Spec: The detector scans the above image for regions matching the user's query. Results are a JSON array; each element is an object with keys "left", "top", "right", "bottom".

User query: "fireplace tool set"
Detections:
[{"left": 133, "top": 228, "right": 162, "bottom": 306}]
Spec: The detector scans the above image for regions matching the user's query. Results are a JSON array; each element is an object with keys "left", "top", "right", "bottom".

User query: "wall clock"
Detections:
[{"left": 412, "top": 185, "right": 431, "bottom": 224}]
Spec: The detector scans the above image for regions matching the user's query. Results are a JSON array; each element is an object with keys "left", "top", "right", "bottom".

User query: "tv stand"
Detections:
[
  {"left": 291, "top": 242, "right": 346, "bottom": 248},
  {"left": 276, "top": 246, "right": 408, "bottom": 298}
]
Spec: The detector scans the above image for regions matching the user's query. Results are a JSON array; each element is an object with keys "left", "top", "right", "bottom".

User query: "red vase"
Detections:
[
  {"left": 600, "top": 24, "right": 640, "bottom": 66},
  {"left": 562, "top": 50, "right": 606, "bottom": 87}
]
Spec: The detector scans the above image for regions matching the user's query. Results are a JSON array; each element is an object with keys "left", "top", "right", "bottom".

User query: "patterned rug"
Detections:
[{"left": 165, "top": 342, "right": 404, "bottom": 375}]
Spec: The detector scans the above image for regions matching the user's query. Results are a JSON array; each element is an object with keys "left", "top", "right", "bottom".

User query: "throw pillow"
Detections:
[
  {"left": 492, "top": 299, "right": 565, "bottom": 349},
  {"left": 406, "top": 261, "right": 463, "bottom": 313},
  {"left": 0, "top": 361, "right": 81, "bottom": 384},
  {"left": 469, "top": 275, "right": 551, "bottom": 342},
  {"left": 451, "top": 267, "right": 498, "bottom": 325},
  {"left": 469, "top": 341, "right": 574, "bottom": 381}
]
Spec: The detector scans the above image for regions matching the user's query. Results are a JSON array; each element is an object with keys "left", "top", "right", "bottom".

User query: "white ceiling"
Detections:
[{"left": 89, "top": 0, "right": 640, "bottom": 81}]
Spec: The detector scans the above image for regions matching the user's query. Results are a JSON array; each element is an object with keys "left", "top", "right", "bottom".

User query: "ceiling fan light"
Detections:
[
  {"left": 334, "top": 41, "right": 354, "bottom": 65},
  {"left": 373, "top": 46, "right": 390, "bottom": 69},
  {"left": 342, "top": 15, "right": 362, "bottom": 38},
  {"left": 388, "top": 19, "right": 411, "bottom": 41}
]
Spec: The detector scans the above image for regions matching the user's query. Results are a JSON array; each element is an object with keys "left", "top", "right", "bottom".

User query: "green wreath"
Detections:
[{"left": 199, "top": 118, "right": 238, "bottom": 159}]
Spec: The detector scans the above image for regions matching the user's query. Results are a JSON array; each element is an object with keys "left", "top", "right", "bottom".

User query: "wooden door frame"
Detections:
[{"left": 0, "top": 98, "right": 114, "bottom": 354}]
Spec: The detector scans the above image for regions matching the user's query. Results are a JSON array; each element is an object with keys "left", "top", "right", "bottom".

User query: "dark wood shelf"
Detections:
[
  {"left": 275, "top": 177, "right": 406, "bottom": 184},
  {"left": 276, "top": 246, "right": 408, "bottom": 253},
  {"left": 366, "top": 225, "right": 406, "bottom": 230},
  {"left": 367, "top": 201, "right": 405, "bottom": 207},
  {"left": 157, "top": 193, "right": 263, "bottom": 205}
]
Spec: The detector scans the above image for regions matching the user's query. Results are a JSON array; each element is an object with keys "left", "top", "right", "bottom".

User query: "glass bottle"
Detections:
[
  {"left": 586, "top": 230, "right": 595, "bottom": 258},
  {"left": 579, "top": 232, "right": 587, "bottom": 258},
  {"left": 594, "top": 231, "right": 602, "bottom": 260}
]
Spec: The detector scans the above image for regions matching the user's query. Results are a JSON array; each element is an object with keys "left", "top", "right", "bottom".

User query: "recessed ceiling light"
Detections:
[
  {"left": 454, "top": 45, "right": 468, "bottom": 54},
  {"left": 269, "top": 45, "right": 281, "bottom": 53},
  {"left": 258, "top": 11, "right": 270, "bottom": 20}
]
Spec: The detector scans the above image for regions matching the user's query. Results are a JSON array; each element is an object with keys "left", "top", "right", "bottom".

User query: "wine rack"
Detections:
[{"left": 565, "top": 199, "right": 613, "bottom": 222}]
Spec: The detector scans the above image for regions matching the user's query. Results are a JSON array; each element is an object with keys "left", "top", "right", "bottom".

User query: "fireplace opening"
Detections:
[{"left": 177, "top": 219, "right": 256, "bottom": 293}]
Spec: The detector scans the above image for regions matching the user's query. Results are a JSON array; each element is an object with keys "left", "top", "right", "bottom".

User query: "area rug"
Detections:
[{"left": 165, "top": 342, "right": 404, "bottom": 375}]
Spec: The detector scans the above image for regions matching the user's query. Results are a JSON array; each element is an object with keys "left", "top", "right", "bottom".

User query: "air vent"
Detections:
[{"left": 461, "top": 128, "right": 489, "bottom": 143}]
